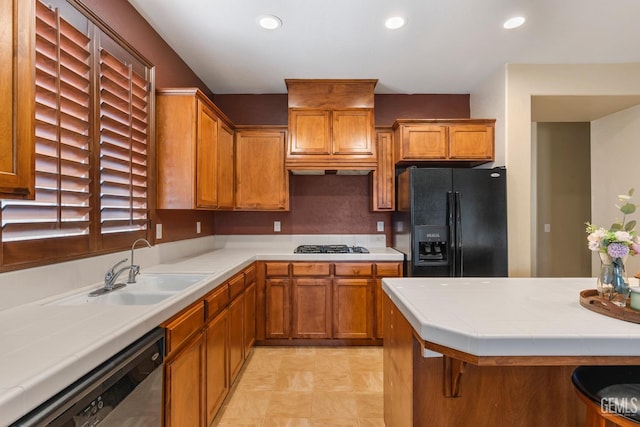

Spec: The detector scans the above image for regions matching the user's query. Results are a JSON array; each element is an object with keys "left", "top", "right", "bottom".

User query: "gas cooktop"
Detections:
[{"left": 294, "top": 244, "right": 370, "bottom": 254}]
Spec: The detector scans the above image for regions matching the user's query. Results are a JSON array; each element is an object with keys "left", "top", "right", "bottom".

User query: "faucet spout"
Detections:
[{"left": 128, "top": 238, "right": 152, "bottom": 283}]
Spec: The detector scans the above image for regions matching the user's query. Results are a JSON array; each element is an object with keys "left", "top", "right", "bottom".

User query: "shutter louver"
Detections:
[
  {"left": 99, "top": 49, "right": 149, "bottom": 234},
  {"left": 1, "top": 1, "right": 91, "bottom": 242}
]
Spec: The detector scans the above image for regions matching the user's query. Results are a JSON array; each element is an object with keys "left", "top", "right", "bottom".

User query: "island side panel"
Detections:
[
  {"left": 412, "top": 343, "right": 585, "bottom": 426},
  {"left": 383, "top": 294, "right": 414, "bottom": 427}
]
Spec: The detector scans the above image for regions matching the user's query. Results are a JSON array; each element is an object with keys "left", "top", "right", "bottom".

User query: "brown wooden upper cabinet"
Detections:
[
  {"left": 235, "top": 127, "right": 289, "bottom": 211},
  {"left": 372, "top": 128, "right": 395, "bottom": 211},
  {"left": 156, "top": 88, "right": 234, "bottom": 210},
  {"left": 393, "top": 119, "right": 495, "bottom": 165},
  {"left": 285, "top": 79, "right": 378, "bottom": 171},
  {"left": 0, "top": 0, "right": 35, "bottom": 199}
]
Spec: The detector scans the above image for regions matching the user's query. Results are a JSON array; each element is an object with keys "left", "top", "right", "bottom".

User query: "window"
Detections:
[{"left": 0, "top": 0, "right": 154, "bottom": 268}]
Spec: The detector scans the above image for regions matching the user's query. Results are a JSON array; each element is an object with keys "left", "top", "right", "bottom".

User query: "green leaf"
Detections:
[
  {"left": 621, "top": 203, "right": 636, "bottom": 215},
  {"left": 630, "top": 188, "right": 635, "bottom": 197},
  {"left": 610, "top": 223, "right": 623, "bottom": 231},
  {"left": 626, "top": 220, "right": 637, "bottom": 231}
]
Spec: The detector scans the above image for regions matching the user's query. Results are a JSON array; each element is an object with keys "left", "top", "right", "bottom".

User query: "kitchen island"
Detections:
[{"left": 382, "top": 277, "right": 640, "bottom": 427}]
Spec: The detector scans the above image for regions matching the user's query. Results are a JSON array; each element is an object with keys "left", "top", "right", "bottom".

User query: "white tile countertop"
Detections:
[
  {"left": 382, "top": 277, "right": 640, "bottom": 358},
  {"left": 0, "top": 235, "right": 403, "bottom": 426}
]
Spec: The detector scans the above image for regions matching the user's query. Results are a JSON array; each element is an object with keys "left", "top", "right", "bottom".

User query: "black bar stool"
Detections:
[{"left": 572, "top": 366, "right": 640, "bottom": 426}]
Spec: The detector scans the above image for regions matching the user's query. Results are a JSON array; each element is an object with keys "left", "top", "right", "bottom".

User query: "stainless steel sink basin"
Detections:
[{"left": 48, "top": 273, "right": 209, "bottom": 306}]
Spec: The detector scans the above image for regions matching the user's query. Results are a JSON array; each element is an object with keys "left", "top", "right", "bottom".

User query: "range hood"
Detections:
[
  {"left": 285, "top": 79, "right": 378, "bottom": 174},
  {"left": 289, "top": 169, "right": 373, "bottom": 176}
]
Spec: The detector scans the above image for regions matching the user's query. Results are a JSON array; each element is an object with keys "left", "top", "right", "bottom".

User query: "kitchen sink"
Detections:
[
  {"left": 47, "top": 273, "right": 209, "bottom": 306},
  {"left": 126, "top": 273, "right": 209, "bottom": 293}
]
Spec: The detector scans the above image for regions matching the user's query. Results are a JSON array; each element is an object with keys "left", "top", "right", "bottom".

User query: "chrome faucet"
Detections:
[
  {"left": 128, "top": 238, "right": 152, "bottom": 283},
  {"left": 89, "top": 238, "right": 153, "bottom": 297}
]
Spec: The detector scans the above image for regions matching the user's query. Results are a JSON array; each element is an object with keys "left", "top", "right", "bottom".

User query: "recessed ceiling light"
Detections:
[
  {"left": 503, "top": 16, "right": 525, "bottom": 29},
  {"left": 385, "top": 16, "right": 406, "bottom": 30},
  {"left": 257, "top": 15, "right": 282, "bottom": 30}
]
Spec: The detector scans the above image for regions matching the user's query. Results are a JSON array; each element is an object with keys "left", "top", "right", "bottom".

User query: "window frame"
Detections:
[{"left": 0, "top": 0, "right": 155, "bottom": 271}]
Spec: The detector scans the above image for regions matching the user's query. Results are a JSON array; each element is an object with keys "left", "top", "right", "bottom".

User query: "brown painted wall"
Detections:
[
  {"left": 215, "top": 175, "right": 392, "bottom": 242},
  {"left": 212, "top": 93, "right": 470, "bottom": 126},
  {"left": 79, "top": 0, "right": 211, "bottom": 95}
]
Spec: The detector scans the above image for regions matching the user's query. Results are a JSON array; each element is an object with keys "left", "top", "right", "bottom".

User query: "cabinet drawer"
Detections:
[
  {"left": 375, "top": 262, "right": 402, "bottom": 277},
  {"left": 292, "top": 262, "right": 330, "bottom": 276},
  {"left": 334, "top": 263, "right": 372, "bottom": 277},
  {"left": 244, "top": 264, "right": 256, "bottom": 284},
  {"left": 229, "top": 273, "right": 245, "bottom": 300},
  {"left": 205, "top": 283, "right": 229, "bottom": 320},
  {"left": 265, "top": 262, "right": 289, "bottom": 277},
  {"left": 164, "top": 302, "right": 205, "bottom": 354}
]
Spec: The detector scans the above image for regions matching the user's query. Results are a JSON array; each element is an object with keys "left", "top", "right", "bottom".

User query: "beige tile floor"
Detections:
[{"left": 213, "top": 346, "right": 385, "bottom": 427}]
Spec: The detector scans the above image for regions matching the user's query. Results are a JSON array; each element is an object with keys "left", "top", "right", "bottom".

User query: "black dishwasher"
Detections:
[{"left": 11, "top": 328, "right": 164, "bottom": 427}]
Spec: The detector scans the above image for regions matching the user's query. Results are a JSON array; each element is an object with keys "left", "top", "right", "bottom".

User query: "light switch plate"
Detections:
[
  {"left": 544, "top": 223, "right": 551, "bottom": 233},
  {"left": 196, "top": 221, "right": 201, "bottom": 234},
  {"left": 156, "top": 223, "right": 163, "bottom": 239},
  {"left": 274, "top": 221, "right": 281, "bottom": 232},
  {"left": 377, "top": 221, "right": 385, "bottom": 232}
]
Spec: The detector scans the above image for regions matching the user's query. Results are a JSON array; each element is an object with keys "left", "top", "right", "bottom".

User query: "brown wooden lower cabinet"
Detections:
[
  {"left": 163, "top": 263, "right": 257, "bottom": 427},
  {"left": 333, "top": 278, "right": 373, "bottom": 339},
  {"left": 228, "top": 292, "right": 244, "bottom": 383},
  {"left": 164, "top": 332, "right": 205, "bottom": 427},
  {"left": 292, "top": 278, "right": 332, "bottom": 338},
  {"left": 265, "top": 278, "right": 290, "bottom": 339},
  {"left": 258, "top": 261, "right": 401, "bottom": 344},
  {"left": 205, "top": 308, "right": 228, "bottom": 426},
  {"left": 244, "top": 280, "right": 256, "bottom": 356}
]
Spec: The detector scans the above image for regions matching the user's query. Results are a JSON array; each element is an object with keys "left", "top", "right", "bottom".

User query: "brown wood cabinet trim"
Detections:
[
  {"left": 163, "top": 302, "right": 205, "bottom": 355},
  {"left": 228, "top": 272, "right": 245, "bottom": 301},
  {"left": 205, "top": 283, "right": 229, "bottom": 320},
  {"left": 334, "top": 263, "right": 373, "bottom": 277},
  {"left": 292, "top": 262, "right": 331, "bottom": 276}
]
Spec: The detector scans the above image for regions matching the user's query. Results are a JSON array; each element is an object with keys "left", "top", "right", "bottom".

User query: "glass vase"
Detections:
[{"left": 597, "top": 252, "right": 630, "bottom": 307}]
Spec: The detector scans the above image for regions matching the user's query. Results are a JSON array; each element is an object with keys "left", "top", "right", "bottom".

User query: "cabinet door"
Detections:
[
  {"left": 244, "top": 280, "right": 256, "bottom": 356},
  {"left": 196, "top": 100, "right": 219, "bottom": 208},
  {"left": 372, "top": 130, "right": 395, "bottom": 211},
  {"left": 332, "top": 109, "right": 374, "bottom": 155},
  {"left": 0, "top": 0, "right": 34, "bottom": 199},
  {"left": 235, "top": 129, "right": 289, "bottom": 210},
  {"left": 292, "top": 278, "right": 332, "bottom": 338},
  {"left": 228, "top": 293, "right": 244, "bottom": 383},
  {"left": 374, "top": 262, "right": 402, "bottom": 339},
  {"left": 205, "top": 309, "right": 228, "bottom": 425},
  {"left": 216, "top": 120, "right": 235, "bottom": 209},
  {"left": 398, "top": 124, "right": 447, "bottom": 160},
  {"left": 265, "top": 278, "right": 290, "bottom": 339},
  {"left": 448, "top": 124, "right": 494, "bottom": 160},
  {"left": 333, "top": 278, "right": 374, "bottom": 339},
  {"left": 288, "top": 109, "right": 331, "bottom": 155},
  {"left": 164, "top": 332, "right": 205, "bottom": 427}
]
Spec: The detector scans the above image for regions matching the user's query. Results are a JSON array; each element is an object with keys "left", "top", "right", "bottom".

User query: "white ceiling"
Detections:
[{"left": 127, "top": 0, "right": 640, "bottom": 95}]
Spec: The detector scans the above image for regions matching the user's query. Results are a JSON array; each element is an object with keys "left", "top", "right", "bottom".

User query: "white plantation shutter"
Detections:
[
  {"left": 1, "top": 1, "right": 91, "bottom": 242},
  {"left": 99, "top": 49, "right": 149, "bottom": 235}
]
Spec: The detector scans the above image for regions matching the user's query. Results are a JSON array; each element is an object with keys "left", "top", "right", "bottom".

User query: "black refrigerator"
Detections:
[{"left": 392, "top": 167, "right": 508, "bottom": 277}]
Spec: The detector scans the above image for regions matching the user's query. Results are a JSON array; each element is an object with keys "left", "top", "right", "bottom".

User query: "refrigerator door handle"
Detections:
[
  {"left": 455, "top": 191, "right": 463, "bottom": 277},
  {"left": 447, "top": 191, "right": 455, "bottom": 277}
]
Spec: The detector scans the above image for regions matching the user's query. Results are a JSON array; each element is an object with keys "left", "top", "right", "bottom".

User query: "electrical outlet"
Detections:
[
  {"left": 156, "top": 223, "right": 163, "bottom": 239},
  {"left": 196, "top": 221, "right": 201, "bottom": 234},
  {"left": 377, "top": 221, "right": 385, "bottom": 232},
  {"left": 274, "top": 221, "right": 281, "bottom": 232}
]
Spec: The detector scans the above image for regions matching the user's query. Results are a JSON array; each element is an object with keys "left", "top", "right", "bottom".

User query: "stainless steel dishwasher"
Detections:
[{"left": 11, "top": 328, "right": 164, "bottom": 427}]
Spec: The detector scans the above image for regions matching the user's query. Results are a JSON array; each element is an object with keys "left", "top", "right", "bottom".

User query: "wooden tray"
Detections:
[{"left": 579, "top": 289, "right": 640, "bottom": 324}]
